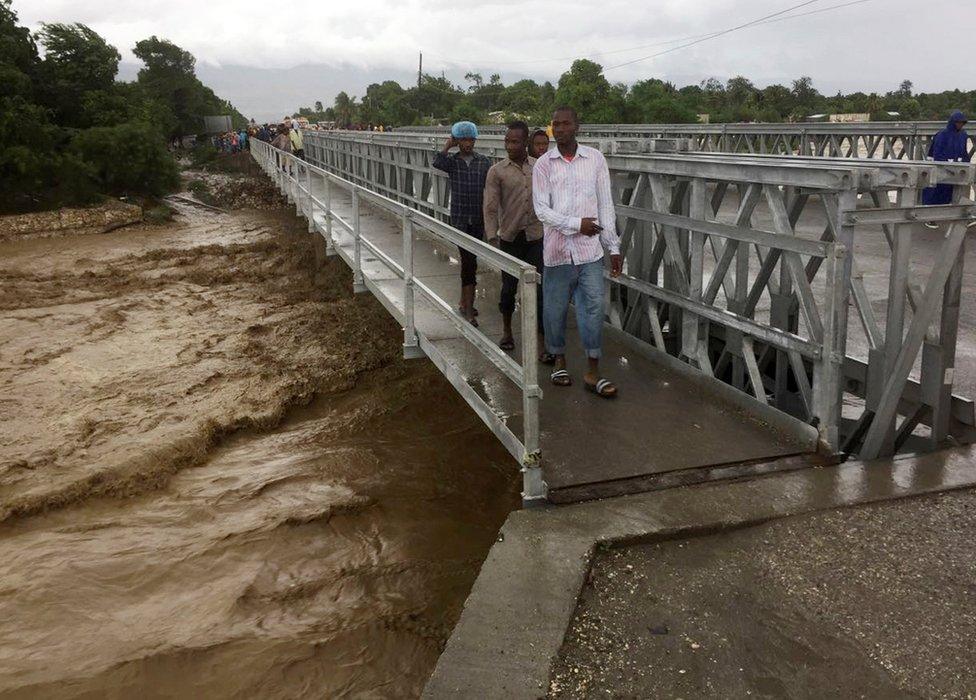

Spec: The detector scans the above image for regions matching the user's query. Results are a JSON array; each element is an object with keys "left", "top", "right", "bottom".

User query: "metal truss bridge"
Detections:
[
  {"left": 249, "top": 122, "right": 976, "bottom": 506},
  {"left": 400, "top": 121, "right": 976, "bottom": 160}
]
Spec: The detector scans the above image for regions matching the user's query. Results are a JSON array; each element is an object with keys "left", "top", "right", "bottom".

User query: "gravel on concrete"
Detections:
[{"left": 550, "top": 488, "right": 976, "bottom": 699}]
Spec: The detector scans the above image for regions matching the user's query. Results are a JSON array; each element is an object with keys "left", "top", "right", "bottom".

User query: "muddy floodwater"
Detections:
[{"left": 0, "top": 197, "right": 517, "bottom": 697}]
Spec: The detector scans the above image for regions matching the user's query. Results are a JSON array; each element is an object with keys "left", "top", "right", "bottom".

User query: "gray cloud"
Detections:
[{"left": 17, "top": 0, "right": 975, "bottom": 122}]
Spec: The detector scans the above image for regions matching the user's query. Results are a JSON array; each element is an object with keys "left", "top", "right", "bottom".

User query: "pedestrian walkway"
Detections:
[{"left": 253, "top": 141, "right": 819, "bottom": 504}]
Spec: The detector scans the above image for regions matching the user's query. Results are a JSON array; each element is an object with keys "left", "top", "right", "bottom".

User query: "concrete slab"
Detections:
[
  {"left": 316, "top": 188, "right": 816, "bottom": 499},
  {"left": 421, "top": 445, "right": 976, "bottom": 699}
]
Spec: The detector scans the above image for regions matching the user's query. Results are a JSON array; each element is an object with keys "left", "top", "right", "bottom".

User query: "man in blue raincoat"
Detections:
[{"left": 922, "top": 111, "right": 971, "bottom": 213}]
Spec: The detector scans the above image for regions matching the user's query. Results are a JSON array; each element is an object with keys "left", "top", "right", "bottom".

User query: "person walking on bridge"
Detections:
[
  {"left": 272, "top": 124, "right": 292, "bottom": 153},
  {"left": 533, "top": 106, "right": 622, "bottom": 398},
  {"left": 483, "top": 120, "right": 553, "bottom": 364},
  {"left": 530, "top": 129, "right": 550, "bottom": 159},
  {"left": 289, "top": 123, "right": 305, "bottom": 160},
  {"left": 923, "top": 111, "right": 971, "bottom": 226},
  {"left": 433, "top": 121, "right": 491, "bottom": 326}
]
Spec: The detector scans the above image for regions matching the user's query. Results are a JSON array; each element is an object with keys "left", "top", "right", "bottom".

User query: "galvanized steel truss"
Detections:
[
  {"left": 302, "top": 129, "right": 976, "bottom": 461},
  {"left": 400, "top": 122, "right": 976, "bottom": 161}
]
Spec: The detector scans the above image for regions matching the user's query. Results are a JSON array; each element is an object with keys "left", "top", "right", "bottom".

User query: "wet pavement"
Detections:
[
  {"left": 553, "top": 487, "right": 976, "bottom": 698},
  {"left": 423, "top": 446, "right": 976, "bottom": 699}
]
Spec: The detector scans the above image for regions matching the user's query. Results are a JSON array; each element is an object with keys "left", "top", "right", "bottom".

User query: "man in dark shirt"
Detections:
[{"left": 432, "top": 121, "right": 492, "bottom": 325}]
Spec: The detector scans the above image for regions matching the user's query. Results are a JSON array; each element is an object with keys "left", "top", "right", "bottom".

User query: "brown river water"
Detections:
[{"left": 0, "top": 193, "right": 517, "bottom": 697}]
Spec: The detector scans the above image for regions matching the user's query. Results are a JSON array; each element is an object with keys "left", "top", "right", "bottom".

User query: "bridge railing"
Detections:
[
  {"left": 382, "top": 121, "right": 976, "bottom": 160},
  {"left": 300, "top": 129, "right": 976, "bottom": 460},
  {"left": 249, "top": 138, "right": 545, "bottom": 503}
]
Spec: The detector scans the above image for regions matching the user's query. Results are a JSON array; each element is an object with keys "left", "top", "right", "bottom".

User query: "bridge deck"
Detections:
[{"left": 317, "top": 190, "right": 816, "bottom": 502}]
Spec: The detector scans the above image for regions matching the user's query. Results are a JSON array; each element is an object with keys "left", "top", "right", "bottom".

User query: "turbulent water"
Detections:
[{"left": 0, "top": 194, "right": 517, "bottom": 697}]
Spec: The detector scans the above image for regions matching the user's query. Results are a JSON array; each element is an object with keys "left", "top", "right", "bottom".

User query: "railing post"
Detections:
[
  {"left": 811, "top": 241, "right": 849, "bottom": 454},
  {"left": 305, "top": 165, "right": 315, "bottom": 233},
  {"left": 402, "top": 213, "right": 424, "bottom": 359},
  {"left": 351, "top": 188, "right": 366, "bottom": 293},
  {"left": 323, "top": 175, "right": 335, "bottom": 256},
  {"left": 293, "top": 157, "right": 302, "bottom": 215},
  {"left": 520, "top": 267, "right": 546, "bottom": 506}
]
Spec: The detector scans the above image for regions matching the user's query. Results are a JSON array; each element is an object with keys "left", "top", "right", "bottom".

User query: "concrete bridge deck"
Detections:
[{"left": 308, "top": 180, "right": 816, "bottom": 502}]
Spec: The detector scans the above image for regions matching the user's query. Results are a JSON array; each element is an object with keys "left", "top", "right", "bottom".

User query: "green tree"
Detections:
[
  {"left": 554, "top": 60, "right": 625, "bottom": 123},
  {"left": 790, "top": 76, "right": 822, "bottom": 117},
  {"left": 757, "top": 84, "right": 792, "bottom": 120},
  {"left": 333, "top": 91, "right": 358, "bottom": 126},
  {"left": 71, "top": 121, "right": 179, "bottom": 197},
  {"left": 133, "top": 36, "right": 245, "bottom": 138},
  {"left": 627, "top": 79, "right": 697, "bottom": 123},
  {"left": 726, "top": 76, "right": 756, "bottom": 107},
  {"left": 449, "top": 99, "right": 485, "bottom": 124},
  {"left": 0, "top": 0, "right": 38, "bottom": 78},
  {"left": 501, "top": 79, "right": 542, "bottom": 117},
  {"left": 362, "top": 80, "right": 411, "bottom": 126},
  {"left": 35, "top": 23, "right": 121, "bottom": 127},
  {"left": 405, "top": 74, "right": 461, "bottom": 123}
]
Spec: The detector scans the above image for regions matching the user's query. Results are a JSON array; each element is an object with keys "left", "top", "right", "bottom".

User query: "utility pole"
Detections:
[{"left": 418, "top": 51, "right": 422, "bottom": 89}]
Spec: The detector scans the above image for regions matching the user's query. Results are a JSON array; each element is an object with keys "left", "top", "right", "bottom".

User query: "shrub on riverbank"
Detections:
[{"left": 72, "top": 122, "right": 180, "bottom": 198}]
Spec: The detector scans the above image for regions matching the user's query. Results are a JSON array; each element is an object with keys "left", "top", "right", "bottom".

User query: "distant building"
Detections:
[
  {"left": 202, "top": 115, "right": 232, "bottom": 133},
  {"left": 828, "top": 113, "right": 871, "bottom": 123}
]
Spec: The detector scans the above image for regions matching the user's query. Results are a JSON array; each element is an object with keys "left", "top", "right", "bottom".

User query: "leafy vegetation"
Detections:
[
  {"left": 0, "top": 0, "right": 245, "bottom": 213},
  {"left": 295, "top": 59, "right": 974, "bottom": 128}
]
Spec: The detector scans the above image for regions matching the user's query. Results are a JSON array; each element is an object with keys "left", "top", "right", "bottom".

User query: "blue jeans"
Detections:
[{"left": 543, "top": 259, "right": 605, "bottom": 359}]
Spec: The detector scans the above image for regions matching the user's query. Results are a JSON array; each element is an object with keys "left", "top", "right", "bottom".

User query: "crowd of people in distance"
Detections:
[{"left": 211, "top": 129, "right": 249, "bottom": 153}]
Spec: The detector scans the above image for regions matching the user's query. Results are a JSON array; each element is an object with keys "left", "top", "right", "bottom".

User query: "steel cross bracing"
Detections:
[
  {"left": 302, "top": 129, "right": 976, "bottom": 462},
  {"left": 397, "top": 121, "right": 976, "bottom": 161}
]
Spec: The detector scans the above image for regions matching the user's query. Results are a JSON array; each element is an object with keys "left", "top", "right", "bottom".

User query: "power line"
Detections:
[
  {"left": 605, "top": 0, "right": 826, "bottom": 71},
  {"left": 428, "top": 0, "right": 870, "bottom": 69}
]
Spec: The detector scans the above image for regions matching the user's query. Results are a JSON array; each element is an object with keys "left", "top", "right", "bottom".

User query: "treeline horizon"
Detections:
[
  {"left": 0, "top": 0, "right": 247, "bottom": 213},
  {"left": 293, "top": 59, "right": 975, "bottom": 128}
]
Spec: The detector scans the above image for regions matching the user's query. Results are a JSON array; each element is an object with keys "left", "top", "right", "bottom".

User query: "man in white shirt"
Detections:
[{"left": 532, "top": 106, "right": 621, "bottom": 398}]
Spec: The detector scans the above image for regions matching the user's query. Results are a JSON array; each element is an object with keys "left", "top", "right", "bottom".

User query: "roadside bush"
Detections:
[
  {"left": 186, "top": 178, "right": 215, "bottom": 204},
  {"left": 71, "top": 121, "right": 179, "bottom": 197},
  {"left": 143, "top": 203, "right": 174, "bottom": 224},
  {"left": 189, "top": 143, "right": 218, "bottom": 168}
]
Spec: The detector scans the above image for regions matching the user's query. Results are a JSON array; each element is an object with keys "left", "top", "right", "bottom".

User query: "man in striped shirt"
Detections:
[{"left": 532, "top": 106, "right": 622, "bottom": 398}]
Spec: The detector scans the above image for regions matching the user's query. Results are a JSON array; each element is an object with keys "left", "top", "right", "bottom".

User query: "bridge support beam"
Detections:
[
  {"left": 401, "top": 213, "right": 424, "bottom": 360},
  {"left": 351, "top": 189, "right": 366, "bottom": 294}
]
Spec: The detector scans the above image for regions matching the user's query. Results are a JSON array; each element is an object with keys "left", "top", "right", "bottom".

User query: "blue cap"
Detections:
[{"left": 451, "top": 121, "right": 478, "bottom": 140}]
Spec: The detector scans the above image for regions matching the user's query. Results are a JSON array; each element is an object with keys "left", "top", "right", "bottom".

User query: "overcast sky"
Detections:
[{"left": 16, "top": 0, "right": 976, "bottom": 122}]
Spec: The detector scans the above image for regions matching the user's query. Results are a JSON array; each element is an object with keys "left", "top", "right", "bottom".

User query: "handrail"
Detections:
[
  {"left": 249, "top": 137, "right": 545, "bottom": 503},
  {"left": 267, "top": 139, "right": 533, "bottom": 279}
]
